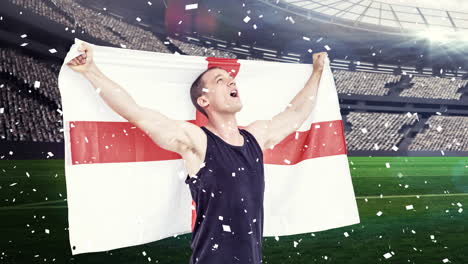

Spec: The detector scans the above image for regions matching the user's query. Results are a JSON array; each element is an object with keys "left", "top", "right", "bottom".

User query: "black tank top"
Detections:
[{"left": 185, "top": 126, "right": 265, "bottom": 264}]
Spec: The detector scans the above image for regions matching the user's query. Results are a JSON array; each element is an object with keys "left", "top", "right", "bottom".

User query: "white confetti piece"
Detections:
[
  {"left": 20, "top": 34, "right": 27, "bottom": 38},
  {"left": 218, "top": 216, "right": 223, "bottom": 220},
  {"left": 274, "top": 236, "right": 279, "bottom": 241},
  {"left": 212, "top": 243, "right": 218, "bottom": 249},
  {"left": 383, "top": 252, "right": 392, "bottom": 259},
  {"left": 284, "top": 159, "right": 291, "bottom": 164},
  {"left": 459, "top": 208, "right": 463, "bottom": 213},
  {"left": 34, "top": 81, "right": 40, "bottom": 88},
  {"left": 436, "top": 126, "right": 443, "bottom": 132},
  {"left": 147, "top": 1, "right": 152, "bottom": 5},
  {"left": 430, "top": 235, "right": 435, "bottom": 239},
  {"left": 324, "top": 45, "right": 331, "bottom": 51},
  {"left": 10, "top": 183, "right": 17, "bottom": 186},
  {"left": 376, "top": 211, "right": 382, "bottom": 216},
  {"left": 185, "top": 3, "right": 198, "bottom": 10},
  {"left": 361, "top": 128, "right": 367, "bottom": 133},
  {"left": 0, "top": 108, "right": 4, "bottom": 114},
  {"left": 315, "top": 124, "right": 320, "bottom": 128},
  {"left": 253, "top": 24, "right": 257, "bottom": 29},
  {"left": 26, "top": 172, "right": 30, "bottom": 177},
  {"left": 457, "top": 202, "right": 462, "bottom": 207},
  {"left": 344, "top": 232, "right": 349, "bottom": 237},
  {"left": 136, "top": 17, "right": 141, "bottom": 22},
  {"left": 142, "top": 251, "right": 147, "bottom": 256},
  {"left": 232, "top": 172, "right": 236, "bottom": 177},
  {"left": 243, "top": 16, "right": 251, "bottom": 23},
  {"left": 406, "top": 204, "right": 414, "bottom": 210},
  {"left": 21, "top": 43, "right": 28, "bottom": 47},
  {"left": 308, "top": 49, "right": 313, "bottom": 53},
  {"left": 45, "top": 229, "right": 50, "bottom": 234},
  {"left": 303, "top": 36, "right": 310, "bottom": 41},
  {"left": 253, "top": 219, "right": 256, "bottom": 223},
  {"left": 385, "top": 162, "right": 390, "bottom": 168},
  {"left": 442, "top": 258, "right": 449, "bottom": 263},
  {"left": 49, "top": 49, "right": 57, "bottom": 54},
  {"left": 293, "top": 241, "right": 298, "bottom": 247},
  {"left": 392, "top": 145, "right": 398, "bottom": 151},
  {"left": 222, "top": 225, "right": 231, "bottom": 232}
]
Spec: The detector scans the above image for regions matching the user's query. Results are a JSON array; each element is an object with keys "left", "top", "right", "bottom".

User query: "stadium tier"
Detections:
[
  {"left": 0, "top": 79, "right": 62, "bottom": 143},
  {"left": 409, "top": 115, "right": 468, "bottom": 151},
  {"left": 400, "top": 75, "right": 467, "bottom": 100},
  {"left": 333, "top": 70, "right": 400, "bottom": 96},
  {"left": 167, "top": 37, "right": 238, "bottom": 59},
  {"left": 344, "top": 112, "right": 418, "bottom": 151}
]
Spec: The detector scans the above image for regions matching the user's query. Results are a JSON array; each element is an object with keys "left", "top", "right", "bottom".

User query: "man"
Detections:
[{"left": 67, "top": 42, "right": 327, "bottom": 263}]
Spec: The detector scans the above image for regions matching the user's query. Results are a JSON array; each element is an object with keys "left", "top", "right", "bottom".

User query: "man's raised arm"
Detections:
[{"left": 66, "top": 42, "right": 197, "bottom": 155}]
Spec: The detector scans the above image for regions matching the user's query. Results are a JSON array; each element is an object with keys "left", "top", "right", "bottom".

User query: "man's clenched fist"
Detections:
[
  {"left": 312, "top": 52, "right": 328, "bottom": 73},
  {"left": 66, "top": 42, "right": 94, "bottom": 74}
]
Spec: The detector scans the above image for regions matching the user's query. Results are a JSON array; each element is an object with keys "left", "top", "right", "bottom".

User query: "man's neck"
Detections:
[{"left": 205, "top": 114, "right": 243, "bottom": 145}]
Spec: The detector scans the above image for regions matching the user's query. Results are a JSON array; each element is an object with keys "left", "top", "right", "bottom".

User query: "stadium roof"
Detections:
[{"left": 276, "top": 0, "right": 468, "bottom": 33}]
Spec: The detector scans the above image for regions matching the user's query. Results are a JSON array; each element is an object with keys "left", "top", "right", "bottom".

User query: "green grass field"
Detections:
[{"left": 0, "top": 157, "right": 467, "bottom": 263}]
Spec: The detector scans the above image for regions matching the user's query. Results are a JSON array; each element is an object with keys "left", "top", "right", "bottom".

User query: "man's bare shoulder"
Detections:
[{"left": 244, "top": 120, "right": 271, "bottom": 151}]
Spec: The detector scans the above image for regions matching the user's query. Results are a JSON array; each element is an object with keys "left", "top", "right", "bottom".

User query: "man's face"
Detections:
[{"left": 198, "top": 68, "right": 242, "bottom": 116}]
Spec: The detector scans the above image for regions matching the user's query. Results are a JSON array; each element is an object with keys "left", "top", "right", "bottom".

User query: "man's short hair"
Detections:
[{"left": 190, "top": 66, "right": 223, "bottom": 119}]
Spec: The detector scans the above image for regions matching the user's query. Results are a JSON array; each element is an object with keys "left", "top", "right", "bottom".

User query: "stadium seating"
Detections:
[
  {"left": 400, "top": 75, "right": 466, "bottom": 100},
  {"left": 168, "top": 37, "right": 237, "bottom": 58},
  {"left": 344, "top": 112, "right": 418, "bottom": 151},
  {"left": 0, "top": 48, "right": 61, "bottom": 106},
  {"left": 333, "top": 69, "right": 400, "bottom": 96},
  {"left": 0, "top": 79, "right": 62, "bottom": 142},
  {"left": 408, "top": 115, "right": 468, "bottom": 151},
  {"left": 7, "top": 0, "right": 171, "bottom": 53}
]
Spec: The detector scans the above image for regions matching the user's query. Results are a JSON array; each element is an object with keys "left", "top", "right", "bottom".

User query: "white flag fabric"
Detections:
[{"left": 58, "top": 38, "right": 360, "bottom": 255}]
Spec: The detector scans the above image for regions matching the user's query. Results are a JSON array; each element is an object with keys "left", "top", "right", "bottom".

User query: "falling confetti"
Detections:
[
  {"left": 376, "top": 211, "right": 382, "bottom": 216},
  {"left": 243, "top": 16, "right": 251, "bottom": 23},
  {"left": 406, "top": 205, "right": 414, "bottom": 210},
  {"left": 383, "top": 252, "right": 392, "bottom": 259},
  {"left": 49, "top": 49, "right": 57, "bottom": 54},
  {"left": 222, "top": 225, "right": 231, "bottom": 232},
  {"left": 185, "top": 3, "right": 198, "bottom": 10},
  {"left": 385, "top": 162, "right": 390, "bottom": 168}
]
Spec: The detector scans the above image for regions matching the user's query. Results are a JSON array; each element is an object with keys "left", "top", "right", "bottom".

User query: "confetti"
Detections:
[
  {"left": 20, "top": 43, "right": 28, "bottom": 47},
  {"left": 185, "top": 3, "right": 198, "bottom": 10},
  {"left": 392, "top": 146, "right": 398, "bottom": 151},
  {"left": 274, "top": 236, "right": 279, "bottom": 241},
  {"left": 45, "top": 229, "right": 50, "bottom": 234},
  {"left": 361, "top": 128, "right": 367, "bottom": 133},
  {"left": 385, "top": 162, "right": 390, "bottom": 168},
  {"left": 0, "top": 108, "right": 4, "bottom": 114},
  {"left": 136, "top": 17, "right": 142, "bottom": 22},
  {"left": 147, "top": 1, "right": 152, "bottom": 5},
  {"left": 34, "top": 81, "right": 40, "bottom": 88},
  {"left": 406, "top": 204, "right": 414, "bottom": 210},
  {"left": 324, "top": 45, "right": 331, "bottom": 51},
  {"left": 284, "top": 159, "right": 291, "bottom": 164},
  {"left": 243, "top": 16, "right": 251, "bottom": 23},
  {"left": 303, "top": 36, "right": 310, "bottom": 41},
  {"left": 293, "top": 241, "right": 298, "bottom": 247},
  {"left": 10, "top": 183, "right": 17, "bottom": 186},
  {"left": 376, "top": 211, "right": 382, "bottom": 216},
  {"left": 222, "top": 225, "right": 231, "bottom": 232},
  {"left": 49, "top": 49, "right": 57, "bottom": 54},
  {"left": 442, "top": 258, "right": 449, "bottom": 263},
  {"left": 218, "top": 216, "right": 223, "bottom": 220},
  {"left": 344, "top": 232, "right": 349, "bottom": 237},
  {"left": 20, "top": 34, "right": 27, "bottom": 38},
  {"left": 383, "top": 252, "right": 392, "bottom": 259},
  {"left": 142, "top": 251, "right": 147, "bottom": 256}
]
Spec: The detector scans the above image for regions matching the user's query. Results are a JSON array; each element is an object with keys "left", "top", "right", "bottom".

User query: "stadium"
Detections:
[{"left": 0, "top": 0, "right": 467, "bottom": 263}]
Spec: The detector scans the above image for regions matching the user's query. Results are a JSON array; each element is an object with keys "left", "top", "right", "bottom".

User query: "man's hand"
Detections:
[
  {"left": 312, "top": 52, "right": 328, "bottom": 73},
  {"left": 66, "top": 42, "right": 95, "bottom": 74}
]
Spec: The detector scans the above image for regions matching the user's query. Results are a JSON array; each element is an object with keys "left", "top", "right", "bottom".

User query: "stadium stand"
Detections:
[
  {"left": 9, "top": 0, "right": 75, "bottom": 28},
  {"left": 344, "top": 112, "right": 418, "bottom": 151},
  {"left": 0, "top": 48, "right": 61, "bottom": 107},
  {"left": 7, "top": 0, "right": 171, "bottom": 53},
  {"left": 408, "top": 115, "right": 468, "bottom": 151},
  {"left": 400, "top": 75, "right": 467, "bottom": 100},
  {"left": 333, "top": 69, "right": 400, "bottom": 96},
  {"left": 0, "top": 79, "right": 62, "bottom": 142},
  {"left": 167, "top": 37, "right": 237, "bottom": 58}
]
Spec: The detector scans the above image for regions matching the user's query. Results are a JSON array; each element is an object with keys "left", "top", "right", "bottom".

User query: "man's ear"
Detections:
[{"left": 197, "top": 95, "right": 209, "bottom": 108}]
